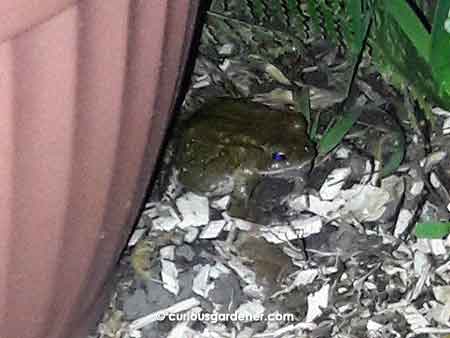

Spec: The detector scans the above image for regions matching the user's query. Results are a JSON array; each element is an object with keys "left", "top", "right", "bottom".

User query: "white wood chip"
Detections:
[
  {"left": 320, "top": 167, "right": 351, "bottom": 200},
  {"left": 252, "top": 322, "right": 317, "bottom": 338},
  {"left": 367, "top": 319, "right": 384, "bottom": 332},
  {"left": 335, "top": 146, "right": 351, "bottom": 159},
  {"left": 127, "top": 228, "right": 146, "bottom": 247},
  {"left": 253, "top": 88, "right": 294, "bottom": 105},
  {"left": 289, "top": 194, "right": 344, "bottom": 218},
  {"left": 306, "top": 284, "right": 329, "bottom": 322},
  {"left": 420, "top": 151, "right": 447, "bottom": 172},
  {"left": 432, "top": 107, "right": 450, "bottom": 116},
  {"left": 394, "top": 209, "right": 413, "bottom": 237},
  {"left": 291, "top": 215, "right": 322, "bottom": 236},
  {"left": 192, "top": 264, "right": 213, "bottom": 298},
  {"left": 227, "top": 258, "right": 257, "bottom": 285},
  {"left": 264, "top": 64, "right": 291, "bottom": 85},
  {"left": 261, "top": 216, "right": 321, "bottom": 243},
  {"left": 410, "top": 180, "right": 424, "bottom": 195},
  {"left": 429, "top": 239, "right": 447, "bottom": 256},
  {"left": 176, "top": 192, "right": 209, "bottom": 229},
  {"left": 160, "top": 245, "right": 175, "bottom": 261},
  {"left": 237, "top": 327, "right": 254, "bottom": 338},
  {"left": 370, "top": 160, "right": 381, "bottom": 185},
  {"left": 361, "top": 160, "right": 374, "bottom": 185},
  {"left": 161, "top": 259, "right": 179, "bottom": 295},
  {"left": 430, "top": 172, "right": 444, "bottom": 189},
  {"left": 412, "top": 327, "right": 450, "bottom": 334},
  {"left": 436, "top": 261, "right": 450, "bottom": 283},
  {"left": 218, "top": 43, "right": 234, "bottom": 55},
  {"left": 409, "top": 259, "right": 431, "bottom": 301},
  {"left": 184, "top": 227, "right": 200, "bottom": 243},
  {"left": 442, "top": 117, "right": 450, "bottom": 135},
  {"left": 434, "top": 286, "right": 450, "bottom": 303},
  {"left": 273, "top": 269, "right": 319, "bottom": 298},
  {"left": 235, "top": 300, "right": 265, "bottom": 322},
  {"left": 167, "top": 323, "right": 197, "bottom": 338},
  {"left": 340, "top": 184, "right": 389, "bottom": 222},
  {"left": 200, "top": 220, "right": 226, "bottom": 239},
  {"left": 230, "top": 218, "right": 258, "bottom": 231},
  {"left": 242, "top": 284, "right": 266, "bottom": 300},
  {"left": 146, "top": 204, "right": 181, "bottom": 231},
  {"left": 209, "top": 262, "right": 230, "bottom": 278},
  {"left": 128, "top": 329, "right": 142, "bottom": 338},
  {"left": 293, "top": 269, "right": 319, "bottom": 286},
  {"left": 211, "top": 196, "right": 230, "bottom": 210},
  {"left": 192, "top": 78, "right": 210, "bottom": 89},
  {"left": 414, "top": 251, "right": 430, "bottom": 276},
  {"left": 128, "top": 297, "right": 201, "bottom": 331},
  {"left": 431, "top": 301, "right": 450, "bottom": 326},
  {"left": 219, "top": 58, "right": 231, "bottom": 71},
  {"left": 401, "top": 305, "right": 429, "bottom": 330}
]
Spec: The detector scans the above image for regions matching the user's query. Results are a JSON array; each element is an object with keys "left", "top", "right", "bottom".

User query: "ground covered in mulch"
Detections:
[{"left": 88, "top": 8, "right": 450, "bottom": 338}]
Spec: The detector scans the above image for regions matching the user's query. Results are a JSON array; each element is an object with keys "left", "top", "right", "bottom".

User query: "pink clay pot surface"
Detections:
[{"left": 0, "top": 1, "right": 200, "bottom": 337}]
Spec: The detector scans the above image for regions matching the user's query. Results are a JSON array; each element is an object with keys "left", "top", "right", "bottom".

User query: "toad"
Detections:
[{"left": 176, "top": 98, "right": 315, "bottom": 218}]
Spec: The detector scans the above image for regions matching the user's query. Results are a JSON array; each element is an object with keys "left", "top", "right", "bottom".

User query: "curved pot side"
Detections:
[{"left": 0, "top": 1, "right": 199, "bottom": 338}]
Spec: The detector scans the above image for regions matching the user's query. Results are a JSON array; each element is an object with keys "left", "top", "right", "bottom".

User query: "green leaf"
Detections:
[
  {"left": 343, "top": 12, "right": 371, "bottom": 98},
  {"left": 294, "top": 87, "right": 311, "bottom": 124},
  {"left": 383, "top": 0, "right": 431, "bottom": 62},
  {"left": 348, "top": 0, "right": 365, "bottom": 52},
  {"left": 381, "top": 130, "right": 406, "bottom": 177},
  {"left": 307, "top": 0, "right": 322, "bottom": 35},
  {"left": 318, "top": 107, "right": 364, "bottom": 155},
  {"left": 310, "top": 110, "right": 321, "bottom": 143},
  {"left": 430, "top": 0, "right": 450, "bottom": 97},
  {"left": 371, "top": 3, "right": 450, "bottom": 110},
  {"left": 415, "top": 221, "right": 450, "bottom": 238},
  {"left": 320, "top": 0, "right": 339, "bottom": 42}
]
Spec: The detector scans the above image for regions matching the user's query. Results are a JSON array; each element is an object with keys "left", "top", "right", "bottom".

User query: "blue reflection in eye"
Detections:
[{"left": 272, "top": 151, "right": 287, "bottom": 161}]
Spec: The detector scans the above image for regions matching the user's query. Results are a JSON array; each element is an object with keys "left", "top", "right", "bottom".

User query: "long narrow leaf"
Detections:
[
  {"left": 380, "top": 130, "right": 406, "bottom": 177},
  {"left": 383, "top": 0, "right": 431, "bottom": 62},
  {"left": 318, "top": 107, "right": 364, "bottom": 155},
  {"left": 348, "top": 0, "right": 364, "bottom": 52},
  {"left": 415, "top": 221, "right": 450, "bottom": 238},
  {"left": 310, "top": 110, "right": 321, "bottom": 143},
  {"left": 294, "top": 87, "right": 311, "bottom": 127},
  {"left": 430, "top": 0, "right": 450, "bottom": 96}
]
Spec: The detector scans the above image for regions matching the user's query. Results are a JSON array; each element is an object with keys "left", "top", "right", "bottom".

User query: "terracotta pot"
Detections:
[{"left": 0, "top": 1, "right": 200, "bottom": 337}]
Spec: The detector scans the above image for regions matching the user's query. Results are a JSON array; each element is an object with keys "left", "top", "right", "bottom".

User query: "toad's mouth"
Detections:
[{"left": 259, "top": 161, "right": 312, "bottom": 176}]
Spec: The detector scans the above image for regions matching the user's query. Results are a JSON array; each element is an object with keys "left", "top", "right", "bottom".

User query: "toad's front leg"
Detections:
[{"left": 228, "top": 169, "right": 259, "bottom": 219}]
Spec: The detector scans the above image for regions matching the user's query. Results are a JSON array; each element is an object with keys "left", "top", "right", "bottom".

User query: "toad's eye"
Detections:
[{"left": 272, "top": 151, "right": 287, "bottom": 161}]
